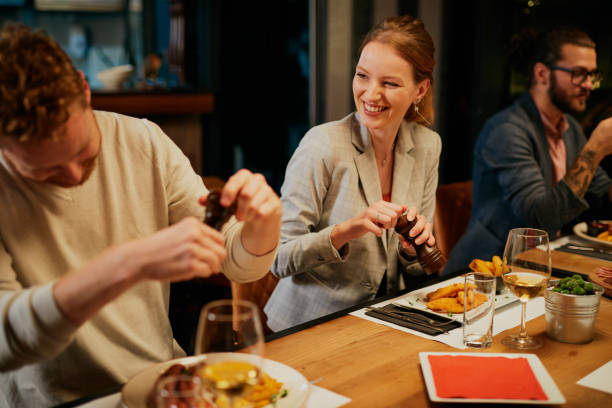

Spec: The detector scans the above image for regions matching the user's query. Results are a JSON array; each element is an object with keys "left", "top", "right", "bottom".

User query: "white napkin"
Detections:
[
  {"left": 350, "top": 277, "right": 545, "bottom": 350},
  {"left": 544, "top": 235, "right": 570, "bottom": 251},
  {"left": 75, "top": 384, "right": 351, "bottom": 407},
  {"left": 306, "top": 385, "right": 351, "bottom": 407},
  {"left": 577, "top": 360, "right": 612, "bottom": 395}
]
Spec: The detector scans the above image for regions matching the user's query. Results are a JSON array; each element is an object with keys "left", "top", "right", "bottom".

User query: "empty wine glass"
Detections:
[
  {"left": 501, "top": 228, "right": 551, "bottom": 349},
  {"left": 195, "top": 299, "right": 264, "bottom": 407}
]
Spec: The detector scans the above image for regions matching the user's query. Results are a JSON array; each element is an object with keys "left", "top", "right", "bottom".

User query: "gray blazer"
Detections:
[{"left": 264, "top": 113, "right": 442, "bottom": 331}]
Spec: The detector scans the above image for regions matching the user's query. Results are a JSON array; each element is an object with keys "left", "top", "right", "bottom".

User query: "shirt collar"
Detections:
[{"left": 538, "top": 109, "right": 569, "bottom": 140}]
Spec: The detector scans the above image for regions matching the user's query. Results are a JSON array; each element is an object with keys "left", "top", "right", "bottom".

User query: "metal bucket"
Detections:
[{"left": 544, "top": 282, "right": 604, "bottom": 344}]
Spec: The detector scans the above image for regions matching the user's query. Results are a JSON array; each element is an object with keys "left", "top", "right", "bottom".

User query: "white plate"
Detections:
[
  {"left": 395, "top": 276, "right": 518, "bottom": 322},
  {"left": 419, "top": 352, "right": 565, "bottom": 404},
  {"left": 573, "top": 221, "right": 612, "bottom": 248},
  {"left": 121, "top": 353, "right": 310, "bottom": 408}
]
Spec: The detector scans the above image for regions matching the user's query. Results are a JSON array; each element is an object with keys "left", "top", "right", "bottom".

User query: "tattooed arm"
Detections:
[{"left": 564, "top": 117, "right": 612, "bottom": 200}]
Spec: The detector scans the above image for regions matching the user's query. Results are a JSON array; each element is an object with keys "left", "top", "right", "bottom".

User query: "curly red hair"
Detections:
[{"left": 0, "top": 23, "right": 86, "bottom": 143}]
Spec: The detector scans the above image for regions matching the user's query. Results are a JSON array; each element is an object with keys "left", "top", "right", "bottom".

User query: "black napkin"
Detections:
[
  {"left": 365, "top": 304, "right": 461, "bottom": 336},
  {"left": 556, "top": 243, "right": 612, "bottom": 262}
]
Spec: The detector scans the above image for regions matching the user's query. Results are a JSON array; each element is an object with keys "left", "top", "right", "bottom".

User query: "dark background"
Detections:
[
  {"left": 198, "top": 0, "right": 612, "bottom": 188},
  {"left": 2, "top": 0, "right": 611, "bottom": 353}
]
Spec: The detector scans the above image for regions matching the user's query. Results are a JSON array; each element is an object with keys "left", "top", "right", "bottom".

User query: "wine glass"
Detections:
[
  {"left": 195, "top": 299, "right": 264, "bottom": 407},
  {"left": 501, "top": 228, "right": 551, "bottom": 349}
]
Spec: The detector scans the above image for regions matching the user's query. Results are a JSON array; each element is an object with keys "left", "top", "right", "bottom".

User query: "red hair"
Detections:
[{"left": 358, "top": 15, "right": 435, "bottom": 125}]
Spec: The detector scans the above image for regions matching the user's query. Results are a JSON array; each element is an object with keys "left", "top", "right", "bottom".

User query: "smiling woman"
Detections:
[{"left": 264, "top": 15, "right": 443, "bottom": 332}]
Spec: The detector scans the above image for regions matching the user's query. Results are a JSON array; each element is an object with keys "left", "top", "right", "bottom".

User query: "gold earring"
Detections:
[{"left": 413, "top": 100, "right": 431, "bottom": 125}]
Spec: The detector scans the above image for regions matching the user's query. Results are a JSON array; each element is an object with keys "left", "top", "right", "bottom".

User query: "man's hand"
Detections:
[
  {"left": 565, "top": 117, "right": 612, "bottom": 198},
  {"left": 134, "top": 217, "right": 227, "bottom": 282},
  {"left": 590, "top": 117, "right": 612, "bottom": 157},
  {"left": 200, "top": 169, "right": 282, "bottom": 256},
  {"left": 54, "top": 217, "right": 227, "bottom": 326}
]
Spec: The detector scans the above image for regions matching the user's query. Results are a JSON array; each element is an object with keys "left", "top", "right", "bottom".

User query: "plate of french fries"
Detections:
[{"left": 395, "top": 259, "right": 518, "bottom": 320}]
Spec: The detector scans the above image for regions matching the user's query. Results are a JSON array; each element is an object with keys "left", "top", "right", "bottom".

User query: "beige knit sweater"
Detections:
[{"left": 0, "top": 111, "right": 274, "bottom": 406}]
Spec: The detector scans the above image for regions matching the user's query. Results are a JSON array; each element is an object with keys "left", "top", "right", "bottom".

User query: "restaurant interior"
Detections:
[{"left": 1, "top": 0, "right": 611, "bottom": 407}]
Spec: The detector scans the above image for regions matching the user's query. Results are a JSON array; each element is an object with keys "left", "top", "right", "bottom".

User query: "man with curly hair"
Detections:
[
  {"left": 446, "top": 27, "right": 612, "bottom": 274},
  {"left": 0, "top": 24, "right": 282, "bottom": 406}
]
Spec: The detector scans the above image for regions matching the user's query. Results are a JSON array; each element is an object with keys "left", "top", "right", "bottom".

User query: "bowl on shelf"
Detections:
[{"left": 97, "top": 64, "right": 133, "bottom": 90}]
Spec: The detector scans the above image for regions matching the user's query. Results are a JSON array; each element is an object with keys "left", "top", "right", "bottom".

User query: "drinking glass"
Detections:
[
  {"left": 155, "top": 374, "right": 210, "bottom": 408},
  {"left": 501, "top": 228, "right": 551, "bottom": 349},
  {"left": 195, "top": 299, "right": 264, "bottom": 407},
  {"left": 462, "top": 272, "right": 496, "bottom": 348}
]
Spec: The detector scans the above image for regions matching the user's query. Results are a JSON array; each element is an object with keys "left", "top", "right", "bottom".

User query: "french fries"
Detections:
[
  {"left": 469, "top": 255, "right": 508, "bottom": 277},
  {"left": 425, "top": 282, "right": 487, "bottom": 313}
]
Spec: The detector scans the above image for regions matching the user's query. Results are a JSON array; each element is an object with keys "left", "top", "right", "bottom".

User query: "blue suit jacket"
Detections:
[{"left": 445, "top": 92, "right": 611, "bottom": 274}]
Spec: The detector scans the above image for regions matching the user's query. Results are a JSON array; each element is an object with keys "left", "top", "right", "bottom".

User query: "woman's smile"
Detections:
[{"left": 363, "top": 101, "right": 388, "bottom": 114}]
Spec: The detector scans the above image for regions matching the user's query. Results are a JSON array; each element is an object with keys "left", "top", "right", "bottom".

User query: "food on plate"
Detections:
[
  {"left": 148, "top": 360, "right": 287, "bottom": 408},
  {"left": 149, "top": 362, "right": 210, "bottom": 408},
  {"left": 202, "top": 361, "right": 259, "bottom": 389},
  {"left": 469, "top": 255, "right": 508, "bottom": 277},
  {"left": 426, "top": 297, "right": 464, "bottom": 313},
  {"left": 552, "top": 274, "right": 596, "bottom": 296},
  {"left": 241, "top": 373, "right": 286, "bottom": 408},
  {"left": 596, "top": 231, "right": 612, "bottom": 242},
  {"left": 425, "top": 282, "right": 486, "bottom": 313},
  {"left": 426, "top": 283, "right": 473, "bottom": 301},
  {"left": 456, "top": 289, "right": 487, "bottom": 307},
  {"left": 596, "top": 266, "right": 612, "bottom": 285},
  {"left": 586, "top": 220, "right": 611, "bottom": 236}
]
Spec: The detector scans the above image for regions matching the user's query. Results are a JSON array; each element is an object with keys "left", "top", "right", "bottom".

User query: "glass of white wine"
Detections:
[
  {"left": 195, "top": 299, "right": 264, "bottom": 408},
  {"left": 501, "top": 228, "right": 551, "bottom": 349}
]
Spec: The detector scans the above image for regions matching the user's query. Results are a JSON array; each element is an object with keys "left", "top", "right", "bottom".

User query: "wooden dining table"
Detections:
[{"left": 262, "top": 249, "right": 612, "bottom": 407}]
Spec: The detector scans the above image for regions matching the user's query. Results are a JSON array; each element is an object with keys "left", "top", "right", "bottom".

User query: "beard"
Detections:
[{"left": 548, "top": 74, "right": 589, "bottom": 114}]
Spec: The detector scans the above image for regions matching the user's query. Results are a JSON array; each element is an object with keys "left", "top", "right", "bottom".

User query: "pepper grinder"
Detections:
[
  {"left": 204, "top": 189, "right": 237, "bottom": 231},
  {"left": 395, "top": 214, "right": 447, "bottom": 275}
]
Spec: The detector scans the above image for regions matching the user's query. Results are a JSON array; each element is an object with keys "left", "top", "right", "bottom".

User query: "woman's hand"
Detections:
[
  {"left": 398, "top": 206, "right": 435, "bottom": 256},
  {"left": 331, "top": 200, "right": 406, "bottom": 250}
]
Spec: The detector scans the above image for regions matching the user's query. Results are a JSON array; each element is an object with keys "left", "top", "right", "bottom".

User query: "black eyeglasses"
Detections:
[{"left": 548, "top": 65, "right": 603, "bottom": 89}]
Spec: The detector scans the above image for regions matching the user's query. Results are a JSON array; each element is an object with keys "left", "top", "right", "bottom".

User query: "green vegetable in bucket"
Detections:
[{"left": 552, "top": 275, "right": 596, "bottom": 295}]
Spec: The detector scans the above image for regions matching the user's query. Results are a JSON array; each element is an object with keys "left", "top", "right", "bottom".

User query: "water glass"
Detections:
[{"left": 463, "top": 272, "right": 496, "bottom": 348}]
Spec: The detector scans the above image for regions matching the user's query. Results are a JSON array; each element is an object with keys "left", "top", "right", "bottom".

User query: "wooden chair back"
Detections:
[
  {"left": 433, "top": 181, "right": 473, "bottom": 259},
  {"left": 231, "top": 273, "right": 279, "bottom": 335}
]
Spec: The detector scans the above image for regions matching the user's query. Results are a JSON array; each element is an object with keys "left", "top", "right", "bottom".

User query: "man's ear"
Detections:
[
  {"left": 78, "top": 71, "right": 92, "bottom": 105},
  {"left": 533, "top": 62, "right": 550, "bottom": 87}
]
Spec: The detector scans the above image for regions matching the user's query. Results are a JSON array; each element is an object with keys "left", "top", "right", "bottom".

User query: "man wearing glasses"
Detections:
[{"left": 445, "top": 27, "right": 612, "bottom": 274}]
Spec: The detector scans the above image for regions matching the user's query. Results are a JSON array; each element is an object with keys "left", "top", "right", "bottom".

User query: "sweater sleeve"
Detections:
[
  {"left": 482, "top": 122, "right": 590, "bottom": 235},
  {"left": 0, "top": 241, "right": 77, "bottom": 371}
]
